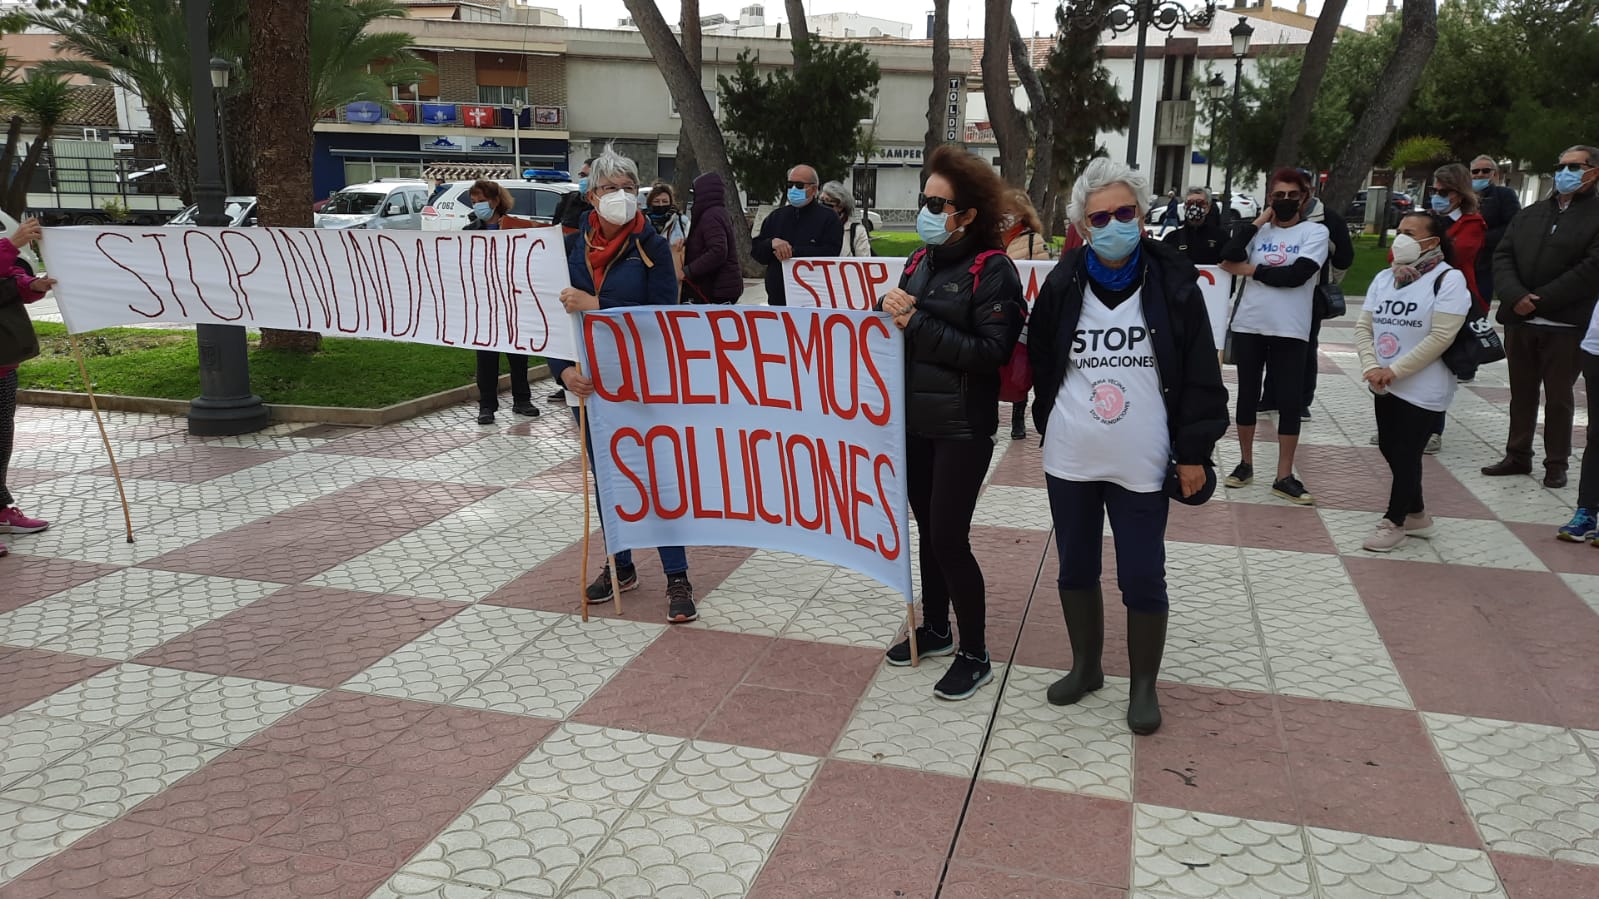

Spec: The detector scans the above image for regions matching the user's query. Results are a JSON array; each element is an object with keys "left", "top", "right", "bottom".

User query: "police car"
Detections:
[{"left": 421, "top": 170, "right": 579, "bottom": 231}]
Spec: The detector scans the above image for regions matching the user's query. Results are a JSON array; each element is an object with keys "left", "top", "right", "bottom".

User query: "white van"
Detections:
[
  {"left": 315, "top": 179, "right": 430, "bottom": 231},
  {"left": 422, "top": 172, "right": 578, "bottom": 231}
]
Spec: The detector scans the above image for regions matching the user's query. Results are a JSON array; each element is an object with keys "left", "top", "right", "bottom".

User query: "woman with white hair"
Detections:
[
  {"left": 554, "top": 146, "right": 698, "bottom": 624},
  {"left": 1028, "top": 157, "right": 1229, "bottom": 734},
  {"left": 819, "top": 181, "right": 872, "bottom": 257}
]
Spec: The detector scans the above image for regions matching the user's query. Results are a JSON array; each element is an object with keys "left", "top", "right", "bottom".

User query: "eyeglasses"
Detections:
[
  {"left": 592, "top": 183, "right": 634, "bottom": 196},
  {"left": 920, "top": 195, "right": 959, "bottom": 215},
  {"left": 1470, "top": 167, "right": 1495, "bottom": 176},
  {"left": 1085, "top": 205, "right": 1139, "bottom": 228},
  {"left": 786, "top": 180, "right": 815, "bottom": 190},
  {"left": 1432, "top": 186, "right": 1454, "bottom": 194},
  {"left": 1557, "top": 162, "right": 1594, "bottom": 173},
  {"left": 820, "top": 200, "right": 840, "bottom": 210},
  {"left": 1269, "top": 191, "right": 1303, "bottom": 202}
]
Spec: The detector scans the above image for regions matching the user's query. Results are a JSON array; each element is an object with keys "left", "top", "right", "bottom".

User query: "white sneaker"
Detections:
[
  {"left": 1424, "top": 434, "right": 1442, "bottom": 455},
  {"left": 1403, "top": 512, "right": 1435, "bottom": 537},
  {"left": 1363, "top": 519, "right": 1409, "bottom": 553}
]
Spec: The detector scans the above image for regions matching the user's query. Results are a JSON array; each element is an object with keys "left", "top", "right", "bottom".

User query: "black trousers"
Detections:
[
  {"left": 1232, "top": 332, "right": 1307, "bottom": 437},
  {"left": 907, "top": 433, "right": 994, "bottom": 654},
  {"left": 1374, "top": 392, "right": 1441, "bottom": 525},
  {"left": 1578, "top": 352, "right": 1599, "bottom": 510},
  {"left": 475, "top": 350, "right": 531, "bottom": 412},
  {"left": 0, "top": 368, "right": 15, "bottom": 507},
  {"left": 1047, "top": 475, "right": 1170, "bottom": 613},
  {"left": 1261, "top": 313, "right": 1322, "bottom": 414}
]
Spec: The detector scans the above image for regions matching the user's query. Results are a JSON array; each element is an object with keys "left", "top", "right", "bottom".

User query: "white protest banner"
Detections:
[
  {"left": 1195, "top": 265, "right": 1233, "bottom": 349},
  {"left": 784, "top": 257, "right": 1054, "bottom": 310},
  {"left": 581, "top": 306, "right": 912, "bottom": 602},
  {"left": 40, "top": 226, "right": 577, "bottom": 360}
]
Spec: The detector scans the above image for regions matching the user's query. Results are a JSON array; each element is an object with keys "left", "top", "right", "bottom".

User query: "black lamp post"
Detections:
[
  {"left": 185, "top": 0, "right": 268, "bottom": 436},
  {"left": 1220, "top": 15, "right": 1253, "bottom": 226},
  {"left": 209, "top": 57, "right": 234, "bottom": 197},
  {"left": 1203, "top": 72, "right": 1226, "bottom": 188},
  {"left": 1067, "top": 0, "right": 1215, "bottom": 169}
]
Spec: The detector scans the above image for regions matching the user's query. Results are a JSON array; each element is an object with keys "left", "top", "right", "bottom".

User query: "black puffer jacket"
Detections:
[
  {"left": 1030, "top": 239, "right": 1230, "bottom": 466},
  {"left": 886, "top": 237, "right": 1025, "bottom": 440},
  {"left": 1493, "top": 188, "right": 1599, "bottom": 326},
  {"left": 680, "top": 172, "right": 744, "bottom": 303}
]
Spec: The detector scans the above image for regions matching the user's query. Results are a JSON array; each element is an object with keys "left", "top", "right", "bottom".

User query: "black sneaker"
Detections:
[
  {"left": 476, "top": 410, "right": 495, "bottom": 425},
  {"left": 1300, "top": 407, "right": 1313, "bottom": 421},
  {"left": 1010, "top": 424, "right": 1026, "bottom": 440},
  {"left": 585, "top": 565, "right": 639, "bottom": 602},
  {"left": 666, "top": 573, "right": 697, "bottom": 623},
  {"left": 1272, "top": 475, "right": 1315, "bottom": 505},
  {"left": 512, "top": 403, "right": 540, "bottom": 417},
  {"left": 1224, "top": 462, "right": 1253, "bottom": 488},
  {"left": 548, "top": 388, "right": 566, "bottom": 402},
  {"left": 933, "top": 649, "right": 993, "bottom": 700},
  {"left": 885, "top": 626, "right": 955, "bottom": 667}
]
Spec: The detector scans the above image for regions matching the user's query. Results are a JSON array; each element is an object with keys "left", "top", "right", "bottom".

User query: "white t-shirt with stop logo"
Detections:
[
  {"left": 1363, "top": 265, "right": 1472, "bottom": 413},
  {"left": 1043, "top": 287, "right": 1170, "bottom": 493}
]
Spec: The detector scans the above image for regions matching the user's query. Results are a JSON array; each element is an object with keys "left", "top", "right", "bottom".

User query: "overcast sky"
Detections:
[{"left": 540, "top": 0, "right": 1379, "bottom": 37}]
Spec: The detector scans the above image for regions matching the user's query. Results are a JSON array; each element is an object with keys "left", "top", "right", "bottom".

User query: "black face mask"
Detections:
[
  {"left": 1271, "top": 198, "right": 1302, "bottom": 222},
  {"left": 648, "top": 207, "right": 674, "bottom": 221}
]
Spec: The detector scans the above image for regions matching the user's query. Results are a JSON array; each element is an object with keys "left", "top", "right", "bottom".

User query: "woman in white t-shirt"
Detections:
[
  {"left": 1219, "top": 168, "right": 1330, "bottom": 505},
  {"left": 1354, "top": 212, "right": 1470, "bottom": 552}
]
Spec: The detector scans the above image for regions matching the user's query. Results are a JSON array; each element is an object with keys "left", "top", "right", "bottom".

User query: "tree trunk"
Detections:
[
  {"left": 982, "top": 0, "right": 1026, "bottom": 187},
  {"left": 673, "top": 0, "right": 701, "bottom": 204},
  {"left": 922, "top": 0, "right": 950, "bottom": 189},
  {"left": 623, "top": 0, "right": 757, "bottom": 277},
  {"left": 0, "top": 117, "right": 22, "bottom": 213},
  {"left": 147, "top": 100, "right": 195, "bottom": 205},
  {"left": 4, "top": 127, "right": 48, "bottom": 217},
  {"left": 1009, "top": 18, "right": 1050, "bottom": 210},
  {"left": 250, "top": 0, "right": 321, "bottom": 353},
  {"left": 1320, "top": 0, "right": 1438, "bottom": 216},
  {"left": 1271, "top": 0, "right": 1345, "bottom": 169},
  {"left": 783, "top": 0, "right": 810, "bottom": 50}
]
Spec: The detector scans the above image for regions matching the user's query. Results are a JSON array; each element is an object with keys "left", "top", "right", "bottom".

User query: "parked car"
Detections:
[
  {"left": 422, "top": 172, "right": 578, "bottom": 230},
  {"left": 314, "top": 179, "right": 429, "bottom": 231},
  {"left": 165, "top": 196, "right": 259, "bottom": 228},
  {"left": 1345, "top": 189, "right": 1413, "bottom": 229}
]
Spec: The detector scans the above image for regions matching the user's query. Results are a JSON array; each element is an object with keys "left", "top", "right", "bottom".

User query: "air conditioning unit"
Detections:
[{"left": 81, "top": 128, "right": 99, "bottom": 141}]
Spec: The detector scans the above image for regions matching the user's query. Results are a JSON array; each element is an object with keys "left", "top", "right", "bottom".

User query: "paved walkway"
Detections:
[{"left": 1, "top": 317, "right": 1597, "bottom": 898}]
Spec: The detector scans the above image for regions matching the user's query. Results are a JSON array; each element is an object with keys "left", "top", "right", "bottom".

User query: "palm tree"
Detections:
[
  {"left": 310, "top": 0, "right": 431, "bottom": 117},
  {"left": 0, "top": 60, "right": 76, "bottom": 217},
  {"left": 27, "top": 0, "right": 248, "bottom": 204}
]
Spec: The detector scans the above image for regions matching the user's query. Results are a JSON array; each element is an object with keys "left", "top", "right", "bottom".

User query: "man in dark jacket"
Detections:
[
  {"left": 554, "top": 157, "right": 595, "bottom": 235},
  {"left": 1162, "top": 187, "right": 1227, "bottom": 265},
  {"left": 1483, "top": 145, "right": 1599, "bottom": 487},
  {"left": 678, "top": 171, "right": 744, "bottom": 303},
  {"left": 749, "top": 164, "right": 844, "bottom": 306},
  {"left": 1472, "top": 154, "right": 1521, "bottom": 305}
]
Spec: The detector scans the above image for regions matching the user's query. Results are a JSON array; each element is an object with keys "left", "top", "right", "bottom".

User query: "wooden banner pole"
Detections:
[
  {"left": 576, "top": 399, "right": 592, "bottom": 623},
  {"left": 907, "top": 604, "right": 919, "bottom": 667},
  {"left": 66, "top": 333, "right": 134, "bottom": 543}
]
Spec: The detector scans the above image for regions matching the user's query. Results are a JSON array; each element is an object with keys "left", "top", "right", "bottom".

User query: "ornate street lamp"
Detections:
[
  {"left": 1220, "top": 15, "right": 1254, "bottom": 225},
  {"left": 209, "top": 57, "right": 233, "bottom": 196},
  {"left": 1067, "top": 0, "right": 1216, "bottom": 169},
  {"left": 185, "top": 0, "right": 268, "bottom": 436}
]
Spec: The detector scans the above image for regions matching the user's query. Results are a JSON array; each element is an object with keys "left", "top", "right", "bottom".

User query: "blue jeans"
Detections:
[
  {"left": 573, "top": 406, "right": 688, "bottom": 575},
  {"left": 1046, "top": 475, "right": 1169, "bottom": 614}
]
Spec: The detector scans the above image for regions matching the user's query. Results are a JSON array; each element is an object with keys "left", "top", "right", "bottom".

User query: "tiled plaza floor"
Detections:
[{"left": 2, "top": 317, "right": 1598, "bottom": 897}]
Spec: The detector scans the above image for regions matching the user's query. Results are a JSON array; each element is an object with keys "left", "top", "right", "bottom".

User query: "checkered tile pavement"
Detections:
[{"left": 2, "top": 319, "right": 1598, "bottom": 897}]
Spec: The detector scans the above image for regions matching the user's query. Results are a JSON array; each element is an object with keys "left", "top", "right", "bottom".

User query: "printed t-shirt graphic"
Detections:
[
  {"left": 1229, "top": 220, "right": 1331, "bottom": 341},
  {"left": 1362, "top": 266, "right": 1472, "bottom": 412},
  {"left": 1044, "top": 287, "right": 1169, "bottom": 492}
]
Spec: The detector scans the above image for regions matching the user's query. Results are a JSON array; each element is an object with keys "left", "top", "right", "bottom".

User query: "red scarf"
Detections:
[{"left": 584, "top": 211, "right": 648, "bottom": 295}]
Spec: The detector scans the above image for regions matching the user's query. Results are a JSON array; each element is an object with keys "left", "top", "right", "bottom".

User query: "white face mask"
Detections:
[
  {"left": 1390, "top": 233, "right": 1430, "bottom": 266},
  {"left": 597, "top": 189, "right": 638, "bottom": 226}
]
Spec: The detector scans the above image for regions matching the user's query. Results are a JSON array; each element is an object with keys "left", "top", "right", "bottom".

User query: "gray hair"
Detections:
[
  {"left": 819, "top": 181, "right": 855, "bottom": 217},
  {"left": 1185, "top": 185, "right": 1212, "bottom": 203},
  {"left": 1470, "top": 154, "right": 1499, "bottom": 180},
  {"left": 589, "top": 144, "right": 639, "bottom": 190},
  {"left": 1563, "top": 145, "right": 1599, "bottom": 168},
  {"left": 1067, "top": 158, "right": 1150, "bottom": 227}
]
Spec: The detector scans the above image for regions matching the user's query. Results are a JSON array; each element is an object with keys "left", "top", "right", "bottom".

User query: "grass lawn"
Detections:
[
  {"left": 1342, "top": 234, "right": 1392, "bottom": 296},
  {"left": 868, "top": 231, "right": 923, "bottom": 257},
  {"left": 19, "top": 322, "right": 525, "bottom": 408}
]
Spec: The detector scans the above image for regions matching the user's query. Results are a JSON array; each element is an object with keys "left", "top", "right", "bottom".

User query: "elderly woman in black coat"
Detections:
[{"left": 1029, "top": 157, "right": 1230, "bottom": 735}]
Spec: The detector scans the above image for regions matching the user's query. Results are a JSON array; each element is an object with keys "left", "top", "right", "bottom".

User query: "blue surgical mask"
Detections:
[
  {"left": 1088, "top": 218, "right": 1142, "bottom": 262},
  {"left": 1471, "top": 178, "right": 1490, "bottom": 192},
  {"left": 787, "top": 186, "right": 810, "bottom": 207},
  {"left": 1555, "top": 168, "right": 1586, "bottom": 195},
  {"left": 472, "top": 201, "right": 493, "bottom": 220},
  {"left": 578, "top": 177, "right": 588, "bottom": 194},
  {"left": 1429, "top": 193, "right": 1452, "bottom": 213},
  {"left": 915, "top": 206, "right": 954, "bottom": 245}
]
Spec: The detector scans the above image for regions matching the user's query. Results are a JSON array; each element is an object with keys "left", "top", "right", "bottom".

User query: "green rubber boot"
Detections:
[
  {"left": 1126, "top": 610, "right": 1168, "bottom": 735},
  {"left": 1047, "top": 587, "right": 1105, "bottom": 705}
]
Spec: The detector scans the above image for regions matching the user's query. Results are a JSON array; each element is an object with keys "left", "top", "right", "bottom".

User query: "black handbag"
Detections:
[
  {"left": 1432, "top": 271, "right": 1505, "bottom": 378},
  {"left": 0, "top": 278, "right": 37, "bottom": 369},
  {"left": 1315, "top": 281, "right": 1347, "bottom": 319}
]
